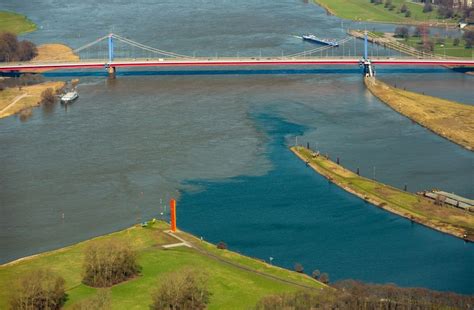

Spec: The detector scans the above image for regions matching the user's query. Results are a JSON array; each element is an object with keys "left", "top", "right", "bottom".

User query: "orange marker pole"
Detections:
[{"left": 170, "top": 199, "right": 177, "bottom": 232}]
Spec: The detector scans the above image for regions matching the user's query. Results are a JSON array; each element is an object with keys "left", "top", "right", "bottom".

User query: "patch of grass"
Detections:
[
  {"left": 404, "top": 36, "right": 474, "bottom": 58},
  {"left": 0, "top": 11, "right": 36, "bottom": 35},
  {"left": 313, "top": 0, "right": 456, "bottom": 25},
  {"left": 0, "top": 222, "right": 322, "bottom": 309}
]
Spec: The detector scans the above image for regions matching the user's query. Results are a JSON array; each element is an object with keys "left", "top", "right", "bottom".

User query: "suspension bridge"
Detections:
[{"left": 0, "top": 32, "right": 473, "bottom": 77}]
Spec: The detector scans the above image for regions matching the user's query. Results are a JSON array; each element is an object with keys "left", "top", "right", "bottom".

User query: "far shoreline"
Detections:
[{"left": 312, "top": 0, "right": 459, "bottom": 27}]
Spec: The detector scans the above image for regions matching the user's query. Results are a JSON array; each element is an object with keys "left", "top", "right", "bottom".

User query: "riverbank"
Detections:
[
  {"left": 349, "top": 30, "right": 474, "bottom": 59},
  {"left": 364, "top": 77, "right": 474, "bottom": 151},
  {"left": 291, "top": 146, "right": 474, "bottom": 241},
  {"left": 312, "top": 0, "right": 457, "bottom": 26},
  {"left": 0, "top": 44, "right": 78, "bottom": 119},
  {"left": 0, "top": 11, "right": 36, "bottom": 34},
  {"left": 0, "top": 221, "right": 323, "bottom": 309},
  {"left": 0, "top": 81, "right": 65, "bottom": 119}
]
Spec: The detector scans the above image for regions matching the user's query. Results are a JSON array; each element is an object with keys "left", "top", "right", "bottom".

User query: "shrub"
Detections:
[
  {"left": 10, "top": 269, "right": 66, "bottom": 310},
  {"left": 319, "top": 272, "right": 330, "bottom": 284},
  {"left": 400, "top": 4, "right": 407, "bottom": 13},
  {"left": 405, "top": 10, "right": 411, "bottom": 18},
  {"left": 257, "top": 281, "right": 474, "bottom": 310},
  {"left": 413, "top": 25, "right": 427, "bottom": 37},
  {"left": 41, "top": 88, "right": 56, "bottom": 105},
  {"left": 394, "top": 26, "right": 409, "bottom": 39},
  {"left": 82, "top": 239, "right": 140, "bottom": 287},
  {"left": 256, "top": 289, "right": 338, "bottom": 310},
  {"left": 463, "top": 30, "right": 474, "bottom": 49},
  {"left": 294, "top": 263, "right": 304, "bottom": 273},
  {"left": 423, "top": 2, "right": 433, "bottom": 13},
  {"left": 151, "top": 268, "right": 211, "bottom": 310},
  {"left": 71, "top": 290, "right": 110, "bottom": 310},
  {"left": 311, "top": 269, "right": 320, "bottom": 280},
  {"left": 216, "top": 241, "right": 227, "bottom": 250},
  {"left": 423, "top": 39, "right": 435, "bottom": 52},
  {"left": 453, "top": 38, "right": 460, "bottom": 46}
]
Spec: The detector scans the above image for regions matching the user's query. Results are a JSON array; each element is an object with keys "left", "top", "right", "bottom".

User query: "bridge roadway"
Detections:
[{"left": 0, "top": 57, "right": 473, "bottom": 72}]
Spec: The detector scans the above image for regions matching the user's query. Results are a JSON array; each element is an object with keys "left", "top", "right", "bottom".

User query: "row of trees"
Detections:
[
  {"left": 370, "top": 0, "right": 474, "bottom": 20},
  {"left": 256, "top": 280, "right": 474, "bottom": 310},
  {"left": 0, "top": 32, "right": 37, "bottom": 62},
  {"left": 294, "top": 263, "right": 330, "bottom": 284},
  {"left": 369, "top": 0, "right": 413, "bottom": 17},
  {"left": 394, "top": 25, "right": 473, "bottom": 49}
]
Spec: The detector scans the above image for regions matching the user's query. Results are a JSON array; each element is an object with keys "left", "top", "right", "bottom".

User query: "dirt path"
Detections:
[
  {"left": 165, "top": 230, "right": 324, "bottom": 291},
  {"left": 0, "top": 93, "right": 30, "bottom": 114}
]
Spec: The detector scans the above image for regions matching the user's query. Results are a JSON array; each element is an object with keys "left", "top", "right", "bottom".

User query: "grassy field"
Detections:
[
  {"left": 365, "top": 77, "right": 474, "bottom": 151},
  {"left": 292, "top": 147, "right": 474, "bottom": 241},
  {"left": 404, "top": 36, "right": 474, "bottom": 58},
  {"left": 0, "top": 81, "right": 65, "bottom": 119},
  {"left": 313, "top": 0, "right": 456, "bottom": 25},
  {"left": 0, "top": 11, "right": 36, "bottom": 34},
  {"left": 0, "top": 221, "right": 323, "bottom": 309}
]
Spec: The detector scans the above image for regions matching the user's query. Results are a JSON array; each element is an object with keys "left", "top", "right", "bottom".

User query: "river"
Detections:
[{"left": 0, "top": 0, "right": 473, "bottom": 294}]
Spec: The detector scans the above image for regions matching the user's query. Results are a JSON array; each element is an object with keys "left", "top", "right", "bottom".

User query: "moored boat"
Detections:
[{"left": 60, "top": 91, "right": 78, "bottom": 104}]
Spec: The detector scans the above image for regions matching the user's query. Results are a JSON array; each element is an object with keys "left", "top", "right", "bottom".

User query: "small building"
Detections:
[{"left": 419, "top": 190, "right": 474, "bottom": 212}]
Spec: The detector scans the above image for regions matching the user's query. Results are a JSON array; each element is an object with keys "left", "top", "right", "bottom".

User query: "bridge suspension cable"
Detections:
[
  {"left": 111, "top": 34, "right": 192, "bottom": 58},
  {"left": 72, "top": 35, "right": 110, "bottom": 54},
  {"left": 286, "top": 36, "right": 353, "bottom": 58}
]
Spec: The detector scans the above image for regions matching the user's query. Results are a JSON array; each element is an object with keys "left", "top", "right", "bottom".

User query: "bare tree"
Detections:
[
  {"left": 82, "top": 239, "right": 140, "bottom": 287},
  {"left": 319, "top": 273, "right": 330, "bottom": 284},
  {"left": 151, "top": 268, "right": 211, "bottom": 310},
  {"left": 41, "top": 88, "right": 56, "bottom": 105},
  {"left": 10, "top": 269, "right": 66, "bottom": 310},
  {"left": 311, "top": 269, "right": 321, "bottom": 280},
  {"left": 294, "top": 263, "right": 304, "bottom": 273}
]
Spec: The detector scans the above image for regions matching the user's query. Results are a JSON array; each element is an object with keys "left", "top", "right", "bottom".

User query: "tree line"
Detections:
[
  {"left": 0, "top": 32, "right": 37, "bottom": 62},
  {"left": 394, "top": 25, "right": 474, "bottom": 50},
  {"left": 256, "top": 280, "right": 474, "bottom": 310}
]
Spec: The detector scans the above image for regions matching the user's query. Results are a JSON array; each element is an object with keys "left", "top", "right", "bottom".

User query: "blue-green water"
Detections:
[{"left": 179, "top": 111, "right": 474, "bottom": 294}]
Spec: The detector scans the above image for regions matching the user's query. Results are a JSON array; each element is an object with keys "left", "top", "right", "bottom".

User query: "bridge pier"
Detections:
[
  {"left": 360, "top": 30, "right": 375, "bottom": 77},
  {"left": 107, "top": 66, "right": 116, "bottom": 78},
  {"left": 362, "top": 59, "right": 375, "bottom": 77},
  {"left": 107, "top": 34, "right": 116, "bottom": 78}
]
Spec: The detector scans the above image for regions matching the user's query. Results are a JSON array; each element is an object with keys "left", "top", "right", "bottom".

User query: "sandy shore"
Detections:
[{"left": 33, "top": 44, "right": 79, "bottom": 63}]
